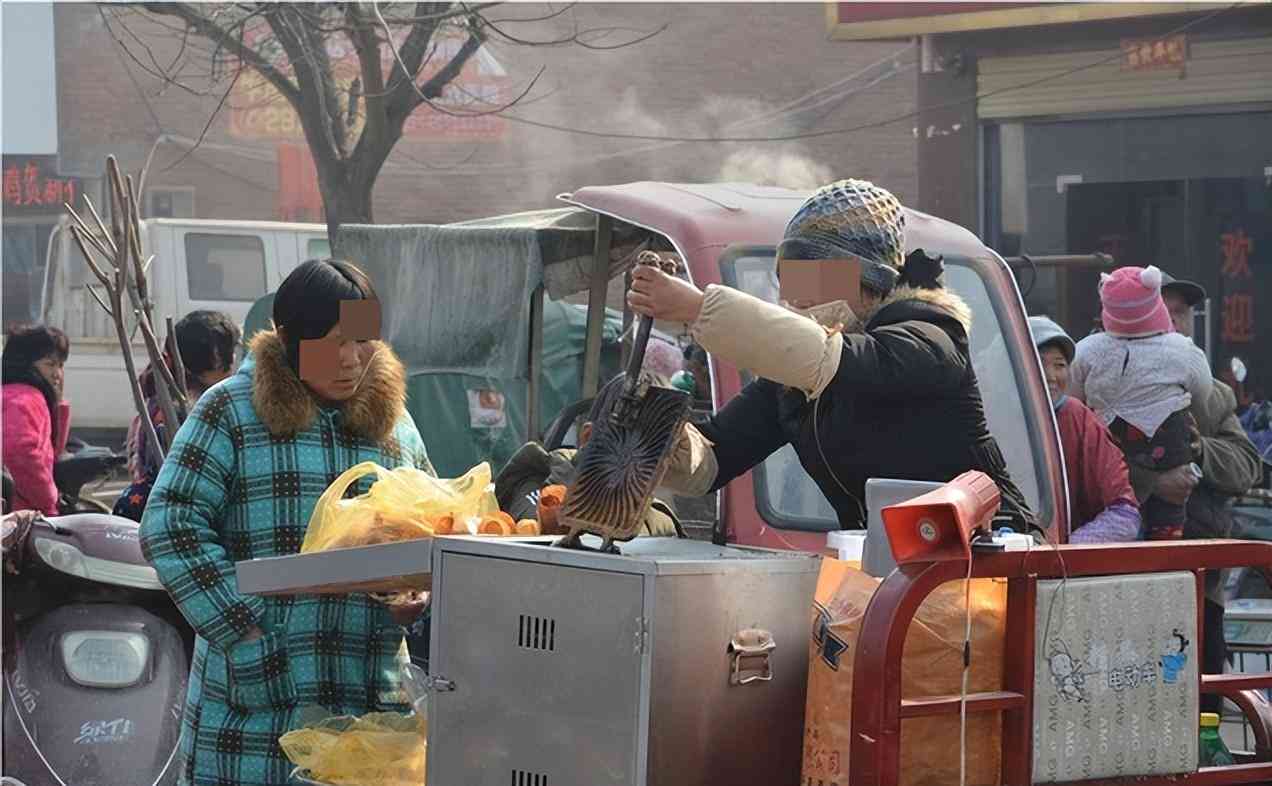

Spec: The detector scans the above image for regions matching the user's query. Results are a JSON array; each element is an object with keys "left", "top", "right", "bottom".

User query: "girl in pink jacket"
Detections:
[{"left": 2, "top": 325, "right": 71, "bottom": 515}]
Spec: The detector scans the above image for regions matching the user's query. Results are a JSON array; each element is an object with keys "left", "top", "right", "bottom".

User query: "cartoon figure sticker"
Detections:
[
  {"left": 1160, "top": 628, "right": 1191, "bottom": 685},
  {"left": 1047, "top": 638, "right": 1097, "bottom": 703}
]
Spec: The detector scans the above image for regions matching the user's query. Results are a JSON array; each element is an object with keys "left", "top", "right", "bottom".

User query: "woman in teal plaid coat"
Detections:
[{"left": 140, "top": 260, "right": 433, "bottom": 786}]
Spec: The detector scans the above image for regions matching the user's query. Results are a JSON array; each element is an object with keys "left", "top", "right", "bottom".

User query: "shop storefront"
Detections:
[{"left": 831, "top": 2, "right": 1272, "bottom": 402}]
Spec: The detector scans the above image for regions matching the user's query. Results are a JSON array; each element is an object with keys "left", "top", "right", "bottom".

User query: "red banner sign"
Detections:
[
  {"left": 1121, "top": 35, "right": 1188, "bottom": 71},
  {"left": 1220, "top": 227, "right": 1256, "bottom": 345},
  {"left": 1, "top": 156, "right": 79, "bottom": 213}
]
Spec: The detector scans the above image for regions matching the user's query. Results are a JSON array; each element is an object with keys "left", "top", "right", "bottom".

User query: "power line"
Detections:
[
  {"left": 492, "top": 1, "right": 1247, "bottom": 144},
  {"left": 394, "top": 60, "right": 916, "bottom": 177}
]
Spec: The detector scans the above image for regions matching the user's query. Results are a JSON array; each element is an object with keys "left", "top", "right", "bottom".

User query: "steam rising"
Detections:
[{"left": 718, "top": 149, "right": 833, "bottom": 190}]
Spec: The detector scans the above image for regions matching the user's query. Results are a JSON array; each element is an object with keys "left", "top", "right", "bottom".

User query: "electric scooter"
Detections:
[
  {"left": 0, "top": 439, "right": 126, "bottom": 516},
  {"left": 1, "top": 512, "right": 192, "bottom": 786},
  {"left": 54, "top": 439, "right": 127, "bottom": 514}
]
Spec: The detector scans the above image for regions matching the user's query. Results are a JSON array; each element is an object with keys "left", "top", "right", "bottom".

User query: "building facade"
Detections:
[
  {"left": 3, "top": 2, "right": 919, "bottom": 333},
  {"left": 832, "top": 1, "right": 1272, "bottom": 403}
]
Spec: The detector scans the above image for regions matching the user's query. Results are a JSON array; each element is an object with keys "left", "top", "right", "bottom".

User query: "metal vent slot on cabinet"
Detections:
[
  {"left": 517, "top": 614, "right": 556, "bottom": 651},
  {"left": 511, "top": 769, "right": 549, "bottom": 786}
]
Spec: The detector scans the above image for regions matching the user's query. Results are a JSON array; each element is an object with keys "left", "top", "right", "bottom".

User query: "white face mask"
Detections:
[{"left": 783, "top": 299, "right": 862, "bottom": 333}]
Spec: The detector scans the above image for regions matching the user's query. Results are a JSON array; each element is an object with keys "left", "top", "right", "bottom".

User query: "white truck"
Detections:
[{"left": 40, "top": 218, "right": 328, "bottom": 441}]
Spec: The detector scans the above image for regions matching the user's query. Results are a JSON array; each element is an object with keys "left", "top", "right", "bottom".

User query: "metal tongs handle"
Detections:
[
  {"left": 611, "top": 316, "right": 654, "bottom": 427},
  {"left": 612, "top": 252, "right": 678, "bottom": 427}
]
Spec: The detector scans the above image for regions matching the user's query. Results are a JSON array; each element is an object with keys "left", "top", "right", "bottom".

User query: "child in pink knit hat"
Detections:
[{"left": 1069, "top": 265, "right": 1212, "bottom": 540}]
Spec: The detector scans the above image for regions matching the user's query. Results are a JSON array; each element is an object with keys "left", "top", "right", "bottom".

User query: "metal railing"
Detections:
[{"left": 849, "top": 540, "right": 1272, "bottom": 785}]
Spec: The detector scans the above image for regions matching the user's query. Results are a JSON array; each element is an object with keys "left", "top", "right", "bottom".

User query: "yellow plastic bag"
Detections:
[
  {"left": 801, "top": 559, "right": 1007, "bottom": 786},
  {"left": 302, "top": 461, "right": 499, "bottom": 553},
  {"left": 281, "top": 712, "right": 425, "bottom": 786}
]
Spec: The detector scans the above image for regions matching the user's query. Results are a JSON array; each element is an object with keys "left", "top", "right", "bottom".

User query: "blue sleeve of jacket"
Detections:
[
  {"left": 395, "top": 410, "right": 435, "bottom": 476},
  {"left": 140, "top": 389, "right": 265, "bottom": 650}
]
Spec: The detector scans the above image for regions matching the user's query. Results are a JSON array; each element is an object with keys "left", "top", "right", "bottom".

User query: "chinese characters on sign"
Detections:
[
  {"left": 1220, "top": 229, "right": 1256, "bottom": 345},
  {"left": 2, "top": 157, "right": 78, "bottom": 213},
  {"left": 1221, "top": 229, "right": 1254, "bottom": 279},
  {"left": 1121, "top": 34, "right": 1188, "bottom": 73}
]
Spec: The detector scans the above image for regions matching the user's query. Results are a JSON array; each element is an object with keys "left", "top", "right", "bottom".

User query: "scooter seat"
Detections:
[{"left": 33, "top": 511, "right": 153, "bottom": 572}]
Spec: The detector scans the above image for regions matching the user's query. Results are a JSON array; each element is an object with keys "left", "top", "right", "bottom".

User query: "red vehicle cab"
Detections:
[{"left": 562, "top": 182, "right": 1068, "bottom": 547}]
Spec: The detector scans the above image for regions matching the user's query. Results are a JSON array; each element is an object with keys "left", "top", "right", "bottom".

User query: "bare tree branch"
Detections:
[
  {"left": 68, "top": 226, "right": 113, "bottom": 290},
  {"left": 383, "top": 3, "right": 453, "bottom": 118},
  {"left": 81, "top": 196, "right": 118, "bottom": 257},
  {"left": 290, "top": 5, "right": 349, "bottom": 156},
  {"left": 138, "top": 2, "right": 301, "bottom": 104},
  {"left": 347, "top": 3, "right": 391, "bottom": 155},
  {"left": 104, "top": 0, "right": 665, "bottom": 236},
  {"left": 85, "top": 285, "right": 114, "bottom": 319},
  {"left": 162, "top": 63, "right": 244, "bottom": 172},
  {"left": 572, "top": 24, "right": 668, "bottom": 50},
  {"left": 166, "top": 316, "right": 189, "bottom": 418},
  {"left": 416, "top": 28, "right": 484, "bottom": 102},
  {"left": 64, "top": 205, "right": 115, "bottom": 263},
  {"left": 483, "top": 3, "right": 579, "bottom": 26},
  {"left": 262, "top": 3, "right": 343, "bottom": 167},
  {"left": 102, "top": 6, "right": 249, "bottom": 99}
]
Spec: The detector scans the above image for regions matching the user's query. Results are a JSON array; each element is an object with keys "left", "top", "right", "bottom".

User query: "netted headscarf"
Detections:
[{"left": 778, "top": 179, "right": 905, "bottom": 295}]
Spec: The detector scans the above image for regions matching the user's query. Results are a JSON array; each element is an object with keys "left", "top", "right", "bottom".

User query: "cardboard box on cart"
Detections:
[{"left": 237, "top": 535, "right": 820, "bottom": 786}]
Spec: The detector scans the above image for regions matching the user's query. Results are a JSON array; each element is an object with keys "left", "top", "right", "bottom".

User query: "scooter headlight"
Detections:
[
  {"left": 33, "top": 537, "right": 88, "bottom": 579},
  {"left": 60, "top": 631, "right": 150, "bottom": 688},
  {"left": 30, "top": 535, "right": 164, "bottom": 590}
]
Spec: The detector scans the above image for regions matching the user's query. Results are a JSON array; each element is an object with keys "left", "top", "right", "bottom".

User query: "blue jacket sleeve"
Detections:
[{"left": 140, "top": 389, "right": 265, "bottom": 650}]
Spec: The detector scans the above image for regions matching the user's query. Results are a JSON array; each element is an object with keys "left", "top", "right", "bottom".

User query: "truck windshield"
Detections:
[{"left": 723, "top": 251, "right": 1044, "bottom": 532}]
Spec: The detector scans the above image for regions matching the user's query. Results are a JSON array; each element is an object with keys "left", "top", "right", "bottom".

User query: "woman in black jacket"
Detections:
[{"left": 629, "top": 179, "right": 1032, "bottom": 529}]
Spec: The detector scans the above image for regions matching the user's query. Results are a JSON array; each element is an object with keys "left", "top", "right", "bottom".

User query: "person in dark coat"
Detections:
[{"left": 628, "top": 179, "right": 1032, "bottom": 529}]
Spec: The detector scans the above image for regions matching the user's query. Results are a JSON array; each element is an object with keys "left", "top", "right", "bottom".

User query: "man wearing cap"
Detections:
[
  {"left": 1029, "top": 316, "right": 1140, "bottom": 543},
  {"left": 1155, "top": 273, "right": 1260, "bottom": 518},
  {"left": 1158, "top": 273, "right": 1262, "bottom": 710},
  {"left": 626, "top": 178, "right": 1034, "bottom": 530}
]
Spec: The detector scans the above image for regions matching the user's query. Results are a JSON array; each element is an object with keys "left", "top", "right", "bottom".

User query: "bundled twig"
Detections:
[{"left": 63, "top": 155, "right": 187, "bottom": 464}]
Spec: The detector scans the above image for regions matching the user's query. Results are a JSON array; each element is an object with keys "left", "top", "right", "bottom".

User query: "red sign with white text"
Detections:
[{"left": 2, "top": 156, "right": 79, "bottom": 214}]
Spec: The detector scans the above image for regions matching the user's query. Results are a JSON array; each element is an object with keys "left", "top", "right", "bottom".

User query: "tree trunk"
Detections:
[
  {"left": 320, "top": 173, "right": 374, "bottom": 244},
  {"left": 315, "top": 148, "right": 393, "bottom": 244}
]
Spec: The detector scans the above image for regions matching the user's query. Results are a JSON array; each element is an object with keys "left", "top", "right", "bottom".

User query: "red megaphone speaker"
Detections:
[{"left": 881, "top": 471, "right": 1001, "bottom": 564}]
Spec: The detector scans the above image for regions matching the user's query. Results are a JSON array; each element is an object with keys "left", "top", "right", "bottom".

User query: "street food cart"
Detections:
[
  {"left": 239, "top": 535, "right": 818, "bottom": 786},
  {"left": 234, "top": 182, "right": 1272, "bottom": 784}
]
